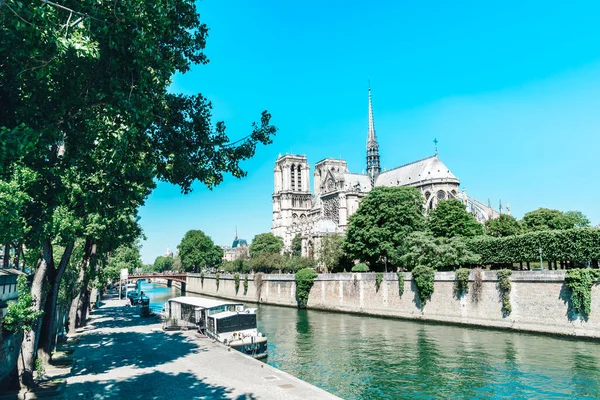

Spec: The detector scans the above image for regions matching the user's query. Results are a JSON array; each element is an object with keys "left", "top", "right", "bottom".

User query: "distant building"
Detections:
[
  {"left": 222, "top": 229, "right": 249, "bottom": 262},
  {"left": 0, "top": 269, "right": 25, "bottom": 318},
  {"left": 165, "top": 247, "right": 174, "bottom": 258}
]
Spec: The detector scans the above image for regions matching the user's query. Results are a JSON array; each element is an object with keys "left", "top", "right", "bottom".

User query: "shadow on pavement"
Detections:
[{"left": 62, "top": 370, "right": 258, "bottom": 400}]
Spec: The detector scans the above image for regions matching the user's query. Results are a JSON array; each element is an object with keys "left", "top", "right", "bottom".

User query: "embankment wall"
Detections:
[{"left": 183, "top": 271, "right": 600, "bottom": 339}]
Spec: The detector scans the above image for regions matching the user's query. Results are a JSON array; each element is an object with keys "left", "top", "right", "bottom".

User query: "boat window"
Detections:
[{"left": 216, "top": 314, "right": 257, "bottom": 334}]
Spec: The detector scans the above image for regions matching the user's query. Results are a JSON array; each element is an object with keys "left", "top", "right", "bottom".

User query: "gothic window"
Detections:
[
  {"left": 297, "top": 165, "right": 302, "bottom": 191},
  {"left": 291, "top": 164, "right": 296, "bottom": 191},
  {"left": 424, "top": 191, "right": 431, "bottom": 201},
  {"left": 437, "top": 190, "right": 446, "bottom": 200},
  {"left": 323, "top": 197, "right": 340, "bottom": 223}
]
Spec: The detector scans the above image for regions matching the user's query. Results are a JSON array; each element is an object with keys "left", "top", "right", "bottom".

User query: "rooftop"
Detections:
[{"left": 168, "top": 296, "right": 242, "bottom": 310}]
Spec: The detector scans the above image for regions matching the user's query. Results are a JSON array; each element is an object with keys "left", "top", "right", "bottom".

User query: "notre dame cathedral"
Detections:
[{"left": 271, "top": 89, "right": 503, "bottom": 257}]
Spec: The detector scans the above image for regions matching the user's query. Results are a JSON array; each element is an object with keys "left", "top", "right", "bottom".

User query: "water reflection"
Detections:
[{"left": 140, "top": 282, "right": 600, "bottom": 400}]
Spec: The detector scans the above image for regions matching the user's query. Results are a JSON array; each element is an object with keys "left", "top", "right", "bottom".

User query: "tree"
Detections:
[
  {"left": 249, "top": 233, "right": 284, "bottom": 257},
  {"left": 153, "top": 256, "right": 175, "bottom": 273},
  {"left": 291, "top": 234, "right": 302, "bottom": 257},
  {"left": 484, "top": 214, "right": 523, "bottom": 237},
  {"left": 106, "top": 244, "right": 144, "bottom": 275},
  {"left": 522, "top": 208, "right": 573, "bottom": 231},
  {"left": 178, "top": 230, "right": 222, "bottom": 272},
  {"left": 397, "top": 232, "right": 480, "bottom": 270},
  {"left": 564, "top": 211, "right": 591, "bottom": 228},
  {"left": 428, "top": 199, "right": 483, "bottom": 238},
  {"left": 344, "top": 186, "right": 426, "bottom": 268},
  {"left": 318, "top": 234, "right": 346, "bottom": 272}
]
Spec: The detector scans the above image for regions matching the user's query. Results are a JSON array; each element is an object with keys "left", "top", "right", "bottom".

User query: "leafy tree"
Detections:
[
  {"left": 344, "top": 187, "right": 426, "bottom": 267},
  {"left": 106, "top": 244, "right": 144, "bottom": 275},
  {"left": 291, "top": 234, "right": 302, "bottom": 257},
  {"left": 428, "top": 199, "right": 483, "bottom": 238},
  {"left": 178, "top": 230, "right": 222, "bottom": 272},
  {"left": 564, "top": 211, "right": 591, "bottom": 228},
  {"left": 318, "top": 234, "right": 346, "bottom": 272},
  {"left": 484, "top": 214, "right": 523, "bottom": 237},
  {"left": 153, "top": 256, "right": 175, "bottom": 273},
  {"left": 249, "top": 233, "right": 284, "bottom": 257},
  {"left": 523, "top": 208, "right": 572, "bottom": 231},
  {"left": 248, "top": 252, "right": 285, "bottom": 273},
  {"left": 397, "top": 232, "right": 480, "bottom": 270}
]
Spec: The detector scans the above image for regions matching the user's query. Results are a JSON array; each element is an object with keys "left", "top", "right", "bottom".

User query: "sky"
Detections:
[{"left": 138, "top": 0, "right": 600, "bottom": 264}]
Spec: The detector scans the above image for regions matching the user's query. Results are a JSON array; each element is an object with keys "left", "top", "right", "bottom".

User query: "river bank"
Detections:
[{"left": 58, "top": 290, "right": 340, "bottom": 399}]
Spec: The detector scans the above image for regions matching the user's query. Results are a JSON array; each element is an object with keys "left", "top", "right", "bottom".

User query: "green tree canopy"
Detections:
[
  {"left": 564, "top": 211, "right": 591, "bottom": 228},
  {"left": 397, "top": 232, "right": 480, "bottom": 270},
  {"left": 249, "top": 233, "right": 284, "bottom": 257},
  {"left": 428, "top": 199, "right": 483, "bottom": 238},
  {"left": 484, "top": 214, "right": 523, "bottom": 237},
  {"left": 318, "top": 234, "right": 346, "bottom": 272},
  {"left": 291, "top": 234, "right": 302, "bottom": 257},
  {"left": 523, "top": 208, "right": 573, "bottom": 231},
  {"left": 344, "top": 186, "right": 426, "bottom": 267},
  {"left": 177, "top": 230, "right": 223, "bottom": 272},
  {"left": 105, "top": 243, "right": 143, "bottom": 279},
  {"left": 153, "top": 256, "right": 175, "bottom": 273}
]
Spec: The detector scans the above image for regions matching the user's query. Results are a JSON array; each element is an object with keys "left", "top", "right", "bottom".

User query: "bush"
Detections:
[
  {"left": 397, "top": 271, "right": 405, "bottom": 296},
  {"left": 234, "top": 273, "right": 240, "bottom": 294},
  {"left": 565, "top": 268, "right": 600, "bottom": 318},
  {"left": 295, "top": 268, "right": 318, "bottom": 308},
  {"left": 454, "top": 268, "right": 470, "bottom": 298},
  {"left": 243, "top": 274, "right": 249, "bottom": 295},
  {"left": 351, "top": 263, "right": 369, "bottom": 272},
  {"left": 412, "top": 265, "right": 435, "bottom": 305},
  {"left": 497, "top": 269, "right": 512, "bottom": 316},
  {"left": 375, "top": 272, "right": 383, "bottom": 292}
]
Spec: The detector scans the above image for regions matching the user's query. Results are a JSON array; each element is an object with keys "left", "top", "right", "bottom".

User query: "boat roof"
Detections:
[
  {"left": 168, "top": 296, "right": 242, "bottom": 309},
  {"left": 209, "top": 311, "right": 239, "bottom": 320}
]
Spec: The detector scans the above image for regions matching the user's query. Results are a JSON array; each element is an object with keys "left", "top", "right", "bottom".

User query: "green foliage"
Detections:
[
  {"left": 398, "top": 232, "right": 480, "bottom": 270},
  {"left": 344, "top": 187, "right": 426, "bottom": 266},
  {"left": 565, "top": 268, "right": 600, "bottom": 318},
  {"left": 35, "top": 358, "right": 45, "bottom": 380},
  {"left": 412, "top": 266, "right": 435, "bottom": 305},
  {"left": 428, "top": 199, "right": 484, "bottom": 238},
  {"left": 234, "top": 273, "right": 240, "bottom": 294},
  {"left": 497, "top": 269, "right": 512, "bottom": 316},
  {"left": 249, "top": 233, "right": 284, "bottom": 257},
  {"left": 291, "top": 234, "right": 302, "bottom": 257},
  {"left": 485, "top": 214, "right": 523, "bottom": 237},
  {"left": 178, "top": 230, "right": 222, "bottom": 272},
  {"left": 351, "top": 263, "right": 370, "bottom": 272},
  {"left": 318, "top": 234, "right": 346, "bottom": 272},
  {"left": 397, "top": 272, "right": 405, "bottom": 296},
  {"left": 200, "top": 271, "right": 205, "bottom": 287},
  {"left": 153, "top": 256, "right": 175, "bottom": 273},
  {"left": 3, "top": 275, "right": 44, "bottom": 332},
  {"left": 454, "top": 268, "right": 470, "bottom": 297},
  {"left": 523, "top": 208, "right": 575, "bottom": 231},
  {"left": 564, "top": 211, "right": 591, "bottom": 228},
  {"left": 375, "top": 272, "right": 383, "bottom": 292},
  {"left": 105, "top": 243, "right": 144, "bottom": 279},
  {"left": 243, "top": 274, "right": 249, "bottom": 295},
  {"left": 468, "top": 228, "right": 600, "bottom": 264},
  {"left": 295, "top": 268, "right": 318, "bottom": 308},
  {"left": 0, "top": 165, "right": 35, "bottom": 245},
  {"left": 215, "top": 272, "right": 220, "bottom": 291}
]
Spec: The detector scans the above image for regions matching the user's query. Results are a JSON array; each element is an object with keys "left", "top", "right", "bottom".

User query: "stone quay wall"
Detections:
[{"left": 184, "top": 271, "right": 600, "bottom": 339}]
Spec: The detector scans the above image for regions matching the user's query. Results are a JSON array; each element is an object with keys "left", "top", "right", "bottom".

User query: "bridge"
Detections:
[{"left": 128, "top": 273, "right": 188, "bottom": 292}]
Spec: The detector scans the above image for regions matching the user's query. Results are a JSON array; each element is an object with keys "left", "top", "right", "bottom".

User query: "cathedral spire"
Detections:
[{"left": 366, "top": 86, "right": 381, "bottom": 185}]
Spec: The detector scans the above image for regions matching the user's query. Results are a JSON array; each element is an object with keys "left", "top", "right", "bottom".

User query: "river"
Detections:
[{"left": 139, "top": 281, "right": 600, "bottom": 399}]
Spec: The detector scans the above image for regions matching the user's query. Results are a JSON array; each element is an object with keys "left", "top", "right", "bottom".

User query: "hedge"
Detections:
[{"left": 467, "top": 228, "right": 600, "bottom": 264}]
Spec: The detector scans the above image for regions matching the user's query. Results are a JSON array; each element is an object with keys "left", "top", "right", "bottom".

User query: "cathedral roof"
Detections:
[
  {"left": 374, "top": 155, "right": 459, "bottom": 187},
  {"left": 342, "top": 173, "right": 372, "bottom": 192}
]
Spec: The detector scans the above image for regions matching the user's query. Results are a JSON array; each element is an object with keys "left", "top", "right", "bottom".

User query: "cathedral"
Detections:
[{"left": 271, "top": 89, "right": 503, "bottom": 257}]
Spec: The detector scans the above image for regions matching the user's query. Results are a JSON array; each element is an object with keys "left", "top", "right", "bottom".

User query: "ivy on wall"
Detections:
[
  {"left": 234, "top": 273, "right": 240, "bottom": 294},
  {"left": 412, "top": 266, "right": 435, "bottom": 305},
  {"left": 215, "top": 272, "right": 220, "bottom": 291},
  {"left": 375, "top": 272, "right": 383, "bottom": 292},
  {"left": 200, "top": 271, "right": 205, "bottom": 288},
  {"left": 397, "top": 271, "right": 405, "bottom": 296},
  {"left": 565, "top": 268, "right": 600, "bottom": 318},
  {"left": 497, "top": 269, "right": 512, "bottom": 316},
  {"left": 243, "top": 274, "right": 249, "bottom": 295},
  {"left": 295, "top": 268, "right": 318, "bottom": 308},
  {"left": 454, "top": 268, "right": 470, "bottom": 298}
]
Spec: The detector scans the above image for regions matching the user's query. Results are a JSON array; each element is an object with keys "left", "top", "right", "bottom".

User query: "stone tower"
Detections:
[
  {"left": 366, "top": 87, "right": 381, "bottom": 185},
  {"left": 271, "top": 154, "right": 312, "bottom": 249}
]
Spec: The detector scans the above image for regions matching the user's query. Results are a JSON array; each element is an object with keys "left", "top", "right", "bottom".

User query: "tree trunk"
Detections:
[
  {"left": 37, "top": 241, "right": 75, "bottom": 363},
  {"left": 18, "top": 241, "right": 53, "bottom": 388},
  {"left": 78, "top": 289, "right": 91, "bottom": 327},
  {"left": 68, "top": 241, "right": 94, "bottom": 334},
  {"left": 3, "top": 243, "right": 10, "bottom": 268},
  {"left": 13, "top": 241, "right": 21, "bottom": 271}
]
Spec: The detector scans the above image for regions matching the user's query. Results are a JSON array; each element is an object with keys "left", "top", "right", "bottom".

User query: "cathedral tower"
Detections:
[{"left": 366, "top": 87, "right": 381, "bottom": 184}]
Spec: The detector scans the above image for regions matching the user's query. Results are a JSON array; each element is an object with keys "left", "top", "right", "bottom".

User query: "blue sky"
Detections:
[{"left": 138, "top": 1, "right": 600, "bottom": 263}]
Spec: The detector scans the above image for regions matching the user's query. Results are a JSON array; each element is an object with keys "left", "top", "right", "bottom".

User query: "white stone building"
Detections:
[{"left": 271, "top": 89, "right": 503, "bottom": 256}]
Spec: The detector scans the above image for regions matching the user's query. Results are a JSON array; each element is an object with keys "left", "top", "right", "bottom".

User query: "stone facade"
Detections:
[{"left": 271, "top": 89, "right": 503, "bottom": 255}]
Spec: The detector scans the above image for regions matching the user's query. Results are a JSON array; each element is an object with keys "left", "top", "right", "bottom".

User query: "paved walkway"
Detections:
[{"left": 57, "top": 292, "right": 340, "bottom": 400}]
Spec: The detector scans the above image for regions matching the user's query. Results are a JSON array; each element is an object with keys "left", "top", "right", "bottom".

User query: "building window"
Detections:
[
  {"left": 291, "top": 164, "right": 296, "bottom": 191},
  {"left": 297, "top": 165, "right": 302, "bottom": 191},
  {"left": 437, "top": 190, "right": 446, "bottom": 200}
]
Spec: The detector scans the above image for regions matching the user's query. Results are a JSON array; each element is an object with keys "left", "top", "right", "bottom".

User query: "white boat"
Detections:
[{"left": 165, "top": 296, "right": 268, "bottom": 358}]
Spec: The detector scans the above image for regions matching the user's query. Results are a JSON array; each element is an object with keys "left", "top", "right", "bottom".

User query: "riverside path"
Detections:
[{"left": 59, "top": 290, "right": 340, "bottom": 399}]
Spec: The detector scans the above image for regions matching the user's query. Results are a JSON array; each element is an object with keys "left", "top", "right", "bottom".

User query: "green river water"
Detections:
[{"left": 140, "top": 282, "right": 600, "bottom": 399}]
